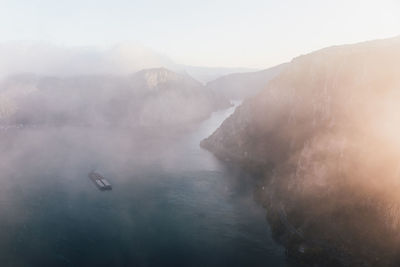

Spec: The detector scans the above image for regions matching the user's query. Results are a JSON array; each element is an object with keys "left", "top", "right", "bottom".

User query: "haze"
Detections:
[
  {"left": 0, "top": 0, "right": 399, "bottom": 68},
  {"left": 1, "top": 1, "right": 400, "bottom": 266}
]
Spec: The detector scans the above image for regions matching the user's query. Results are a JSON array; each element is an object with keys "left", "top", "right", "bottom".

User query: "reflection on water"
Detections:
[{"left": 0, "top": 103, "right": 286, "bottom": 266}]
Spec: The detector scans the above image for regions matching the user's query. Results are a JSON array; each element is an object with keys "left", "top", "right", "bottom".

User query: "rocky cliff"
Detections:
[{"left": 201, "top": 36, "right": 400, "bottom": 266}]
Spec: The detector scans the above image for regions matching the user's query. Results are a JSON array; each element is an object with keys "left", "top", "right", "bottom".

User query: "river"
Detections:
[{"left": 0, "top": 104, "right": 287, "bottom": 266}]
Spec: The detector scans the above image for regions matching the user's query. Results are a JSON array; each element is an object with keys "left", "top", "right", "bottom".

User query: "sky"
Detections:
[{"left": 0, "top": 0, "right": 399, "bottom": 69}]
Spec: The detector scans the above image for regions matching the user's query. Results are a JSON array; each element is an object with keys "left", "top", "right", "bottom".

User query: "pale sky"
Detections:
[{"left": 0, "top": 0, "right": 399, "bottom": 68}]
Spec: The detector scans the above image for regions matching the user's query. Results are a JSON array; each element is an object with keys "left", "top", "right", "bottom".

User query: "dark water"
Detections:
[{"left": 0, "top": 105, "right": 286, "bottom": 266}]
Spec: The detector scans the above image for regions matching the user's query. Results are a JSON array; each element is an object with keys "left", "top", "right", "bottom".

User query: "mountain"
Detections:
[
  {"left": 130, "top": 68, "right": 231, "bottom": 126},
  {"left": 0, "top": 68, "right": 230, "bottom": 127},
  {"left": 0, "top": 41, "right": 255, "bottom": 83},
  {"left": 181, "top": 65, "right": 257, "bottom": 85},
  {"left": 206, "top": 63, "right": 287, "bottom": 100},
  {"left": 201, "top": 36, "right": 400, "bottom": 266}
]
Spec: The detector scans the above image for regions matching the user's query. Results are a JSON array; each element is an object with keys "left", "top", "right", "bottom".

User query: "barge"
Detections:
[{"left": 89, "top": 171, "right": 112, "bottom": 191}]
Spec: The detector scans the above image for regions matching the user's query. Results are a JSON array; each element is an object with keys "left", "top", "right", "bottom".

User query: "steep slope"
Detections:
[
  {"left": 0, "top": 68, "right": 229, "bottom": 127},
  {"left": 206, "top": 63, "right": 287, "bottom": 100},
  {"left": 201, "top": 36, "right": 400, "bottom": 266}
]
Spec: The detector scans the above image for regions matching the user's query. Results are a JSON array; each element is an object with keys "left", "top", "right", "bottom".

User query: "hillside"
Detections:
[
  {"left": 0, "top": 68, "right": 230, "bottom": 127},
  {"left": 206, "top": 63, "right": 287, "bottom": 100},
  {"left": 201, "top": 36, "right": 400, "bottom": 266}
]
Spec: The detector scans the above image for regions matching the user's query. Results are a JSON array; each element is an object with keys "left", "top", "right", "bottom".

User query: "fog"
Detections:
[
  {"left": 0, "top": 96, "right": 289, "bottom": 266},
  {"left": 0, "top": 0, "right": 398, "bottom": 264},
  {"left": 0, "top": 42, "right": 255, "bottom": 84},
  {"left": 0, "top": 35, "right": 290, "bottom": 265},
  {"left": 0, "top": 68, "right": 232, "bottom": 129},
  {"left": 0, "top": 42, "right": 176, "bottom": 78},
  {"left": 1, "top": 22, "right": 399, "bottom": 267}
]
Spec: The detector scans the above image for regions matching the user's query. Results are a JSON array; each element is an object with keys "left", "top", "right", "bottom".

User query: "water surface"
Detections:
[{"left": 0, "top": 105, "right": 286, "bottom": 266}]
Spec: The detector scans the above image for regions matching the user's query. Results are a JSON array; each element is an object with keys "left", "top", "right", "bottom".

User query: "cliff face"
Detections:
[{"left": 201, "top": 36, "right": 400, "bottom": 266}]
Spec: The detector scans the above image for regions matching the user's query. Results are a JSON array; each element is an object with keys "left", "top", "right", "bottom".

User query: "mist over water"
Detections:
[
  {"left": 0, "top": 1, "right": 398, "bottom": 265},
  {"left": 0, "top": 103, "right": 286, "bottom": 266}
]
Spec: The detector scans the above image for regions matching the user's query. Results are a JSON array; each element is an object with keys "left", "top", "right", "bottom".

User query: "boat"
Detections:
[{"left": 89, "top": 171, "right": 112, "bottom": 191}]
